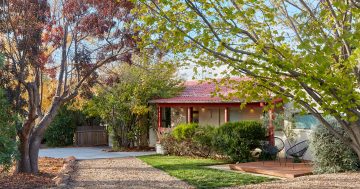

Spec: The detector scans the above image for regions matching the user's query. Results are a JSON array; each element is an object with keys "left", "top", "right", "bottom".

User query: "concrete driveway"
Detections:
[{"left": 39, "top": 147, "right": 156, "bottom": 160}]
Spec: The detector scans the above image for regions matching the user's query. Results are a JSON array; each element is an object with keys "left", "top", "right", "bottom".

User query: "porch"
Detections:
[
  {"left": 152, "top": 101, "right": 279, "bottom": 147},
  {"left": 156, "top": 102, "right": 267, "bottom": 130}
]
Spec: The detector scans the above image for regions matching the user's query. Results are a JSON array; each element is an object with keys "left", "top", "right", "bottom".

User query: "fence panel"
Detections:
[{"left": 75, "top": 126, "right": 108, "bottom": 146}]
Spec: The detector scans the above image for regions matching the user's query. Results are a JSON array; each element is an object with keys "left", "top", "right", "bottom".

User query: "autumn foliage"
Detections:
[{"left": 0, "top": 0, "right": 138, "bottom": 173}]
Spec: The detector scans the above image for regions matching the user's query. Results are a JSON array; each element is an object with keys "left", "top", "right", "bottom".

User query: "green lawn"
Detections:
[{"left": 138, "top": 155, "right": 275, "bottom": 189}]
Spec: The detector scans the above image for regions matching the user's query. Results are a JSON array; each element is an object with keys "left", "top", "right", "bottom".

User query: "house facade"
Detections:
[
  {"left": 149, "top": 78, "right": 279, "bottom": 146},
  {"left": 149, "top": 78, "right": 314, "bottom": 160}
]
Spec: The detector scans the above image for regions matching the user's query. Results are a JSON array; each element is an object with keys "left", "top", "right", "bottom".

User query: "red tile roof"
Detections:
[{"left": 150, "top": 77, "right": 258, "bottom": 104}]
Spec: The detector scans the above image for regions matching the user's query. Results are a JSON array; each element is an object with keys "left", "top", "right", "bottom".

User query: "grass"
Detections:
[{"left": 138, "top": 155, "right": 275, "bottom": 189}]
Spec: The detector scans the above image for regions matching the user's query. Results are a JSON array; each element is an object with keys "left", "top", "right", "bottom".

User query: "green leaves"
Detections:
[
  {"left": 0, "top": 89, "right": 18, "bottom": 172},
  {"left": 0, "top": 53, "right": 4, "bottom": 68},
  {"left": 134, "top": 0, "right": 360, "bottom": 152},
  {"left": 85, "top": 59, "right": 182, "bottom": 147},
  {"left": 213, "top": 121, "right": 266, "bottom": 163},
  {"left": 311, "top": 124, "right": 359, "bottom": 173}
]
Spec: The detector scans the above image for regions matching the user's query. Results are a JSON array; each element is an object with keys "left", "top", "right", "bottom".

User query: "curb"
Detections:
[{"left": 52, "top": 156, "right": 76, "bottom": 187}]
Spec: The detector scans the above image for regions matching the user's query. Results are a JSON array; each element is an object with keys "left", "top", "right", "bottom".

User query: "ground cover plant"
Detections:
[{"left": 138, "top": 155, "right": 274, "bottom": 189}]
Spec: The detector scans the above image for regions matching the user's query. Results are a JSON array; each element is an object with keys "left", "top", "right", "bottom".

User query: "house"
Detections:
[
  {"left": 149, "top": 77, "right": 313, "bottom": 160},
  {"left": 148, "top": 78, "right": 280, "bottom": 146}
]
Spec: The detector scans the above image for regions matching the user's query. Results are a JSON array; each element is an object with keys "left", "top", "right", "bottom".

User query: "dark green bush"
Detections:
[
  {"left": 44, "top": 106, "right": 77, "bottom": 147},
  {"left": 311, "top": 122, "right": 359, "bottom": 173},
  {"left": 0, "top": 89, "right": 18, "bottom": 172},
  {"left": 0, "top": 136, "right": 18, "bottom": 172},
  {"left": 44, "top": 105, "right": 100, "bottom": 147},
  {"left": 212, "top": 121, "right": 266, "bottom": 163},
  {"left": 193, "top": 126, "right": 215, "bottom": 145}
]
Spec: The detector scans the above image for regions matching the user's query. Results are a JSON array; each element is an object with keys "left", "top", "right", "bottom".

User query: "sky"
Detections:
[{"left": 177, "top": 63, "right": 229, "bottom": 80}]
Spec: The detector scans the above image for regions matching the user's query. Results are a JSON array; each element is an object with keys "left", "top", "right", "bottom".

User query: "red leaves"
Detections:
[
  {"left": 42, "top": 25, "right": 64, "bottom": 47},
  {"left": 62, "top": 0, "right": 133, "bottom": 36},
  {"left": 2, "top": 0, "right": 138, "bottom": 87},
  {"left": 77, "top": 13, "right": 116, "bottom": 35},
  {"left": 38, "top": 52, "right": 49, "bottom": 68},
  {"left": 44, "top": 67, "right": 57, "bottom": 79},
  {"left": 119, "top": 52, "right": 133, "bottom": 64},
  {"left": 63, "top": 0, "right": 89, "bottom": 22}
]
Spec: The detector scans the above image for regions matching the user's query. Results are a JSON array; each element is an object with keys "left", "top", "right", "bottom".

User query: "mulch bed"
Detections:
[{"left": 0, "top": 157, "right": 65, "bottom": 189}]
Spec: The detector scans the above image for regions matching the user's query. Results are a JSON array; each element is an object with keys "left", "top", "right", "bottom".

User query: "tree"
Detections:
[
  {"left": 0, "top": 0, "right": 136, "bottom": 173},
  {"left": 85, "top": 60, "right": 182, "bottom": 149},
  {"left": 135, "top": 1, "right": 360, "bottom": 158}
]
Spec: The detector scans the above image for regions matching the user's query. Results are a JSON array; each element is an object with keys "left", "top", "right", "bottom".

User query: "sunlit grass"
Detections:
[{"left": 138, "top": 155, "right": 275, "bottom": 189}]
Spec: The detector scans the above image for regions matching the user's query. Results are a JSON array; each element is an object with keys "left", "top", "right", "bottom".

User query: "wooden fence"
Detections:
[{"left": 74, "top": 126, "right": 108, "bottom": 146}]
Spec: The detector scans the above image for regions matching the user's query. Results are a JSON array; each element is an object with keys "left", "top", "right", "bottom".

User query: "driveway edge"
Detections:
[{"left": 53, "top": 156, "right": 76, "bottom": 187}]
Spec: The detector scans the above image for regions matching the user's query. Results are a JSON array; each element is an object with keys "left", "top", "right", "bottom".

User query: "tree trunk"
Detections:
[
  {"left": 352, "top": 145, "right": 360, "bottom": 160},
  {"left": 139, "top": 116, "right": 149, "bottom": 148},
  {"left": 348, "top": 123, "right": 360, "bottom": 160},
  {"left": 17, "top": 128, "right": 48, "bottom": 174},
  {"left": 17, "top": 125, "right": 49, "bottom": 173},
  {"left": 29, "top": 135, "right": 43, "bottom": 173},
  {"left": 348, "top": 139, "right": 360, "bottom": 160},
  {"left": 17, "top": 136, "right": 32, "bottom": 173},
  {"left": 17, "top": 100, "right": 62, "bottom": 174}
]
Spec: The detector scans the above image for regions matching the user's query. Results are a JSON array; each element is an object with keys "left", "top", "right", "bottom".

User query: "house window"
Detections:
[
  {"left": 161, "top": 107, "right": 171, "bottom": 128},
  {"left": 294, "top": 114, "right": 320, "bottom": 129},
  {"left": 229, "top": 108, "right": 240, "bottom": 122}
]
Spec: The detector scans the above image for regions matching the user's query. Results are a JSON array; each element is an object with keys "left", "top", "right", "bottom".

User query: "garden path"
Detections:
[{"left": 66, "top": 157, "right": 192, "bottom": 189}]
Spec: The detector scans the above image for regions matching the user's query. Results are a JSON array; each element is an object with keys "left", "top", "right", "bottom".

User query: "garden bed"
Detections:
[{"left": 0, "top": 157, "right": 65, "bottom": 189}]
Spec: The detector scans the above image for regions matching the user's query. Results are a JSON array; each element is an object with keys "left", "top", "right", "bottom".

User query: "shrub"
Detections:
[
  {"left": 162, "top": 121, "right": 266, "bottom": 161},
  {"left": 212, "top": 121, "right": 266, "bottom": 163},
  {"left": 193, "top": 126, "right": 216, "bottom": 156},
  {"left": 44, "top": 105, "right": 100, "bottom": 147},
  {"left": 161, "top": 123, "right": 216, "bottom": 157},
  {"left": 172, "top": 123, "right": 199, "bottom": 140},
  {"left": 0, "top": 89, "right": 18, "bottom": 172},
  {"left": 44, "top": 106, "right": 77, "bottom": 147},
  {"left": 311, "top": 122, "right": 359, "bottom": 174},
  {"left": 160, "top": 133, "right": 180, "bottom": 155},
  {"left": 0, "top": 136, "right": 18, "bottom": 172}
]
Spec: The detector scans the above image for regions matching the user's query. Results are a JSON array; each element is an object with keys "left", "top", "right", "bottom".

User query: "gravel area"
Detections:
[
  {"left": 223, "top": 172, "right": 360, "bottom": 189},
  {"left": 67, "top": 157, "right": 192, "bottom": 189}
]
